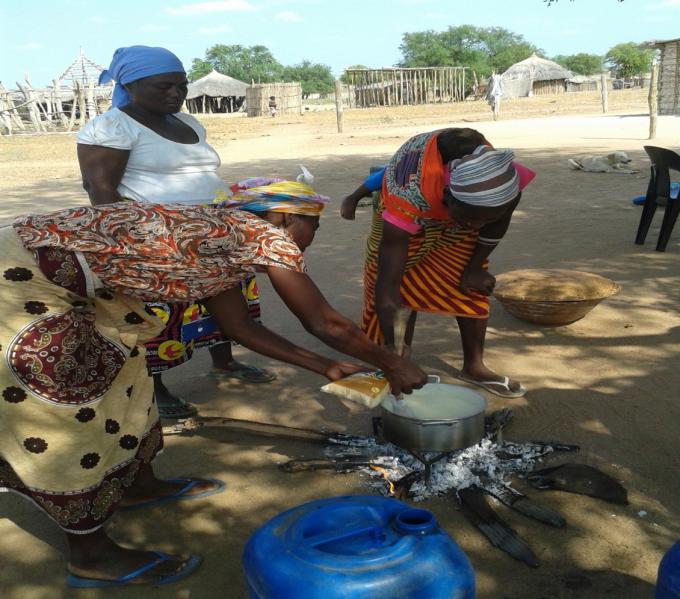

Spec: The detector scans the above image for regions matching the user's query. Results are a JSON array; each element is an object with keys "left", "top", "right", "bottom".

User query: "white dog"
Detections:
[{"left": 568, "top": 151, "right": 637, "bottom": 174}]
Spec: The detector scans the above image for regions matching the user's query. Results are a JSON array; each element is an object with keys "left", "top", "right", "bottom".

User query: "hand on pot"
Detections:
[{"left": 384, "top": 357, "right": 427, "bottom": 396}]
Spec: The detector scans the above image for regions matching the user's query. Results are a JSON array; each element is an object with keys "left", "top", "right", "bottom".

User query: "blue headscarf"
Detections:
[{"left": 99, "top": 46, "right": 186, "bottom": 108}]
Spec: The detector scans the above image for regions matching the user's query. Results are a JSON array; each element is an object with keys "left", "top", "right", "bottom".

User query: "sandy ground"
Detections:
[{"left": 1, "top": 89, "right": 679, "bottom": 598}]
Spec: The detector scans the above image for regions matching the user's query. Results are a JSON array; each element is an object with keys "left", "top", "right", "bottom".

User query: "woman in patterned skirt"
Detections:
[
  {"left": 0, "top": 188, "right": 426, "bottom": 587},
  {"left": 341, "top": 128, "right": 535, "bottom": 398}
]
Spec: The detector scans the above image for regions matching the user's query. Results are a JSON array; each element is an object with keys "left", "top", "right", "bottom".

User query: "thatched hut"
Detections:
[
  {"left": 501, "top": 54, "right": 573, "bottom": 98},
  {"left": 186, "top": 70, "right": 247, "bottom": 114},
  {"left": 641, "top": 37, "right": 680, "bottom": 116}
]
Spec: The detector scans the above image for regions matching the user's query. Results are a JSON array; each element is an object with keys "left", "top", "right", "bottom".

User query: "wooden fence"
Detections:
[
  {"left": 0, "top": 80, "right": 112, "bottom": 135},
  {"left": 246, "top": 82, "right": 302, "bottom": 117},
  {"left": 344, "top": 67, "right": 467, "bottom": 108}
]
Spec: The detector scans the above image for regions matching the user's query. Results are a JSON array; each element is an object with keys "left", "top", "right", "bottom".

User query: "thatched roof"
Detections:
[
  {"left": 57, "top": 49, "right": 109, "bottom": 86},
  {"left": 502, "top": 53, "right": 573, "bottom": 82},
  {"left": 186, "top": 70, "right": 248, "bottom": 99}
]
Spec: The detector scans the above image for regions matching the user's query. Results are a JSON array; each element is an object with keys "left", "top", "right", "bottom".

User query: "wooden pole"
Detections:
[
  {"left": 373, "top": 70, "right": 378, "bottom": 107},
  {"left": 16, "top": 82, "right": 45, "bottom": 132},
  {"left": 52, "top": 79, "right": 68, "bottom": 127},
  {"left": 67, "top": 85, "right": 78, "bottom": 131},
  {"left": 423, "top": 69, "right": 428, "bottom": 103},
  {"left": 0, "top": 83, "right": 25, "bottom": 130},
  {"left": 405, "top": 70, "right": 410, "bottom": 104},
  {"left": 414, "top": 69, "right": 420, "bottom": 105},
  {"left": 399, "top": 70, "right": 404, "bottom": 105},
  {"left": 334, "top": 79, "right": 344, "bottom": 133},
  {"left": 648, "top": 62, "right": 659, "bottom": 139},
  {"left": 86, "top": 80, "right": 96, "bottom": 120},
  {"left": 600, "top": 72, "right": 608, "bottom": 113},
  {"left": 0, "top": 91, "right": 12, "bottom": 135},
  {"left": 23, "top": 80, "right": 51, "bottom": 126},
  {"left": 76, "top": 81, "right": 87, "bottom": 127}
]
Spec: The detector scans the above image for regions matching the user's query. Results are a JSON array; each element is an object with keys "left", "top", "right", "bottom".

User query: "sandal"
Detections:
[
  {"left": 156, "top": 397, "right": 199, "bottom": 420},
  {"left": 210, "top": 363, "right": 277, "bottom": 384},
  {"left": 457, "top": 374, "right": 527, "bottom": 399},
  {"left": 65, "top": 552, "right": 202, "bottom": 588},
  {"left": 118, "top": 477, "right": 226, "bottom": 512}
]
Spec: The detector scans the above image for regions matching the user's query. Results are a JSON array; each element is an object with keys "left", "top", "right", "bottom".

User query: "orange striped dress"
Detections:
[{"left": 361, "top": 131, "right": 489, "bottom": 343}]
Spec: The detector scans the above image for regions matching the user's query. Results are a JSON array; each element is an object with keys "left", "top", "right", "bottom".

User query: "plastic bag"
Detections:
[{"left": 321, "top": 370, "right": 389, "bottom": 409}]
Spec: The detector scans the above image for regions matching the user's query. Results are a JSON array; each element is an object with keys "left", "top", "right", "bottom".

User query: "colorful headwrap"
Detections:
[
  {"left": 449, "top": 145, "right": 519, "bottom": 207},
  {"left": 221, "top": 179, "right": 329, "bottom": 216},
  {"left": 99, "top": 46, "right": 186, "bottom": 108}
]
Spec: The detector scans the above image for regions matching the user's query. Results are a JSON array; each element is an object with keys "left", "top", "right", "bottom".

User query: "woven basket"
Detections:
[
  {"left": 495, "top": 298, "right": 605, "bottom": 326},
  {"left": 494, "top": 269, "right": 620, "bottom": 326}
]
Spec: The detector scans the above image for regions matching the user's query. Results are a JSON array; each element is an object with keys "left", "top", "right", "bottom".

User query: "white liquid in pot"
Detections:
[{"left": 382, "top": 383, "right": 486, "bottom": 420}]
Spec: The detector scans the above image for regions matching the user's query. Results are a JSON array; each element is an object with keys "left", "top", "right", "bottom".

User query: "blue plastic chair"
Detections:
[{"left": 635, "top": 146, "right": 680, "bottom": 251}]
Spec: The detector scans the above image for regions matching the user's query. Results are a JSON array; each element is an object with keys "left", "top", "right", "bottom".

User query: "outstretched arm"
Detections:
[
  {"left": 266, "top": 266, "right": 426, "bottom": 394},
  {"left": 203, "top": 286, "right": 360, "bottom": 380},
  {"left": 340, "top": 168, "right": 385, "bottom": 220},
  {"left": 340, "top": 184, "right": 372, "bottom": 220}
]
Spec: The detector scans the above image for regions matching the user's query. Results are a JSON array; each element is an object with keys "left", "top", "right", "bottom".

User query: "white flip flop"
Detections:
[{"left": 457, "top": 374, "right": 527, "bottom": 399}]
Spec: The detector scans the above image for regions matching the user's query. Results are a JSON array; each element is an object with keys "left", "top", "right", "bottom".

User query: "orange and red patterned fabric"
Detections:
[{"left": 14, "top": 203, "right": 305, "bottom": 302}]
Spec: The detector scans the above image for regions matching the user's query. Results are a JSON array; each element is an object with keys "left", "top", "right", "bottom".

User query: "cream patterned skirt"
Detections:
[{"left": 0, "top": 226, "right": 165, "bottom": 533}]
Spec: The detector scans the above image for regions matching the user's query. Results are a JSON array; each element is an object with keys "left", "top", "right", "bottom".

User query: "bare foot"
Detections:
[{"left": 67, "top": 529, "right": 196, "bottom": 584}]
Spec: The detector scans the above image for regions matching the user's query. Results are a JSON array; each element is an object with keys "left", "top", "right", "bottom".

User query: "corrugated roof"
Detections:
[
  {"left": 641, "top": 37, "right": 680, "bottom": 48},
  {"left": 186, "top": 70, "right": 248, "bottom": 99}
]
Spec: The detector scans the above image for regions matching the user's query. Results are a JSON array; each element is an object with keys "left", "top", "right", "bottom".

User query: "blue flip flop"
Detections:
[
  {"left": 65, "top": 551, "right": 202, "bottom": 588},
  {"left": 118, "top": 477, "right": 226, "bottom": 512}
]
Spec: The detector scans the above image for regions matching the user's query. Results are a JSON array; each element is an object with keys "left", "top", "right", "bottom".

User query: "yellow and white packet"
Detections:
[{"left": 321, "top": 370, "right": 389, "bottom": 409}]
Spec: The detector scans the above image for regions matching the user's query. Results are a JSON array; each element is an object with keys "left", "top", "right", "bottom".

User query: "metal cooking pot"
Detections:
[{"left": 378, "top": 377, "right": 486, "bottom": 452}]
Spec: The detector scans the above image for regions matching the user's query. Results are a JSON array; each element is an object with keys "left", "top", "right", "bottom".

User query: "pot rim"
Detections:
[{"left": 379, "top": 406, "right": 485, "bottom": 426}]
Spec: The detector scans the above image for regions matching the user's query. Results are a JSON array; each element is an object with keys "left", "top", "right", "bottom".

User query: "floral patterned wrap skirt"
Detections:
[{"left": 0, "top": 226, "right": 165, "bottom": 533}]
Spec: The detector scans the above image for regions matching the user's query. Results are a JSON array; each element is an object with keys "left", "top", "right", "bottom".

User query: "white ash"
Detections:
[{"left": 327, "top": 436, "right": 559, "bottom": 501}]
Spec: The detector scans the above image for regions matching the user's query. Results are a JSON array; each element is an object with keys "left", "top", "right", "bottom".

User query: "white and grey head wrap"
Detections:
[{"left": 449, "top": 145, "right": 519, "bottom": 207}]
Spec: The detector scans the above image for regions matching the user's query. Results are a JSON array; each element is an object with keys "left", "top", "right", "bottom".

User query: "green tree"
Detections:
[
  {"left": 399, "top": 25, "right": 541, "bottom": 77},
  {"left": 188, "top": 44, "right": 284, "bottom": 83},
  {"left": 188, "top": 58, "right": 212, "bottom": 82},
  {"left": 340, "top": 64, "right": 369, "bottom": 84},
  {"left": 283, "top": 61, "right": 335, "bottom": 97},
  {"left": 400, "top": 30, "right": 453, "bottom": 67},
  {"left": 553, "top": 53, "right": 603, "bottom": 75},
  {"left": 605, "top": 42, "right": 654, "bottom": 78}
]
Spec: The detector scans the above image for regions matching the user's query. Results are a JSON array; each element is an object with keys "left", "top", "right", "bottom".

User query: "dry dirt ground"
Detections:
[{"left": 1, "top": 89, "right": 679, "bottom": 598}]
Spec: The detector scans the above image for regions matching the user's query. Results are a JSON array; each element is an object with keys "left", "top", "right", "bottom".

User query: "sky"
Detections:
[{"left": 1, "top": 0, "right": 679, "bottom": 88}]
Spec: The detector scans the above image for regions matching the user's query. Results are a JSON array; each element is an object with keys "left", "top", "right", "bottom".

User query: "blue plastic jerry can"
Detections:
[
  {"left": 242, "top": 495, "right": 475, "bottom": 599},
  {"left": 657, "top": 540, "right": 680, "bottom": 598}
]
